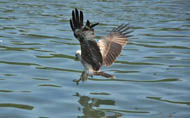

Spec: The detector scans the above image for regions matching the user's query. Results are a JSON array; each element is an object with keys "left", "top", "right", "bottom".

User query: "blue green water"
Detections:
[{"left": 0, "top": 0, "right": 190, "bottom": 118}]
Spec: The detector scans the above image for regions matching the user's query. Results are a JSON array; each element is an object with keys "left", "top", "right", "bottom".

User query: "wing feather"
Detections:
[
  {"left": 98, "top": 24, "right": 132, "bottom": 66},
  {"left": 70, "top": 8, "right": 84, "bottom": 38},
  {"left": 70, "top": 8, "right": 102, "bottom": 70},
  {"left": 81, "top": 40, "right": 103, "bottom": 71}
]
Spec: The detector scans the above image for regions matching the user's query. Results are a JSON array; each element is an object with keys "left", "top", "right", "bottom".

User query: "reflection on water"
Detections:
[
  {"left": 75, "top": 92, "right": 149, "bottom": 118},
  {"left": 147, "top": 97, "right": 190, "bottom": 106},
  {"left": 75, "top": 92, "right": 121, "bottom": 118},
  {"left": 0, "top": 0, "right": 190, "bottom": 118}
]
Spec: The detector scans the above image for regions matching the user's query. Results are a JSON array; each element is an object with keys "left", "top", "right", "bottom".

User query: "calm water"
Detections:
[{"left": 0, "top": 0, "right": 190, "bottom": 118}]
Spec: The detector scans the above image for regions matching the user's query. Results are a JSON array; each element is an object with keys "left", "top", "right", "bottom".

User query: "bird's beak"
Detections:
[{"left": 75, "top": 54, "right": 79, "bottom": 60}]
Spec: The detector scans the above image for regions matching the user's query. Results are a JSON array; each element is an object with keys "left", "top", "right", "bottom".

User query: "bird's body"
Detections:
[
  {"left": 76, "top": 50, "right": 94, "bottom": 76},
  {"left": 70, "top": 8, "right": 132, "bottom": 82}
]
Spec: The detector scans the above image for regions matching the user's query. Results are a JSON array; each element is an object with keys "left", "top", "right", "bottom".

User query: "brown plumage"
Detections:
[
  {"left": 98, "top": 24, "right": 132, "bottom": 66},
  {"left": 70, "top": 8, "right": 132, "bottom": 79}
]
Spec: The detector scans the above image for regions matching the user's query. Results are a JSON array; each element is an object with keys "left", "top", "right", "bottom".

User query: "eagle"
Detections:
[{"left": 70, "top": 8, "right": 132, "bottom": 83}]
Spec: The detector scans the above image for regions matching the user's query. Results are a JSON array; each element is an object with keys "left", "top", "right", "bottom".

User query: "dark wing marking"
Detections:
[
  {"left": 70, "top": 8, "right": 99, "bottom": 38},
  {"left": 70, "top": 8, "right": 84, "bottom": 37},
  {"left": 98, "top": 24, "right": 132, "bottom": 66},
  {"left": 81, "top": 40, "right": 103, "bottom": 71}
]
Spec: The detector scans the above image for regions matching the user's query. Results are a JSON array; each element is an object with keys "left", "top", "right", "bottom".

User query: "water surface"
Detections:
[{"left": 0, "top": 0, "right": 190, "bottom": 118}]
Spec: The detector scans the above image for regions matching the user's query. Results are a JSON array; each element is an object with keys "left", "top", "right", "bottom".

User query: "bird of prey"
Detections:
[{"left": 70, "top": 8, "right": 132, "bottom": 82}]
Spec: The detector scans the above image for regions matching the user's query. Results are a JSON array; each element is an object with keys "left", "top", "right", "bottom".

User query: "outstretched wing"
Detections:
[
  {"left": 70, "top": 8, "right": 99, "bottom": 38},
  {"left": 70, "top": 8, "right": 84, "bottom": 38},
  {"left": 98, "top": 24, "right": 132, "bottom": 66},
  {"left": 70, "top": 8, "right": 102, "bottom": 71}
]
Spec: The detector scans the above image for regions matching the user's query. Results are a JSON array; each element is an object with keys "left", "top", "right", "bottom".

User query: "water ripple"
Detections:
[
  {"left": 0, "top": 103, "right": 34, "bottom": 110},
  {"left": 36, "top": 53, "right": 75, "bottom": 60},
  {"left": 147, "top": 97, "right": 190, "bottom": 106},
  {"left": 97, "top": 108, "right": 149, "bottom": 114},
  {"left": 89, "top": 78, "right": 181, "bottom": 83},
  {"left": 0, "top": 0, "right": 189, "bottom": 118},
  {"left": 0, "top": 61, "right": 40, "bottom": 66},
  {"left": 36, "top": 66, "right": 81, "bottom": 73}
]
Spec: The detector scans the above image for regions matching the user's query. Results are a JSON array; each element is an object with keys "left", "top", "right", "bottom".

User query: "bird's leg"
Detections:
[
  {"left": 73, "top": 71, "right": 83, "bottom": 85},
  {"left": 73, "top": 70, "right": 91, "bottom": 85},
  {"left": 94, "top": 71, "right": 115, "bottom": 79},
  {"left": 73, "top": 78, "right": 81, "bottom": 85},
  {"left": 81, "top": 71, "right": 88, "bottom": 81}
]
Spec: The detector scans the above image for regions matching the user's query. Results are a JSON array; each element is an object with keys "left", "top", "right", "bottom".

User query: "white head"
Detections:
[{"left": 75, "top": 50, "right": 82, "bottom": 60}]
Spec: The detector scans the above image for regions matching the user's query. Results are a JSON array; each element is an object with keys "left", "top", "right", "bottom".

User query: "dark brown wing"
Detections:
[
  {"left": 81, "top": 40, "right": 103, "bottom": 71},
  {"left": 98, "top": 24, "right": 132, "bottom": 66},
  {"left": 70, "top": 8, "right": 99, "bottom": 38},
  {"left": 70, "top": 8, "right": 102, "bottom": 70},
  {"left": 70, "top": 8, "right": 84, "bottom": 38}
]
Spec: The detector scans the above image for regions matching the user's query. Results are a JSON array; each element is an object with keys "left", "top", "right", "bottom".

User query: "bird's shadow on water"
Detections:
[
  {"left": 73, "top": 92, "right": 149, "bottom": 118},
  {"left": 73, "top": 92, "right": 123, "bottom": 118},
  {"left": 71, "top": 73, "right": 152, "bottom": 118}
]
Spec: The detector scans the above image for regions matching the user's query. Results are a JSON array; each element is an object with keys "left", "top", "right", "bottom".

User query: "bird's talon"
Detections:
[{"left": 73, "top": 79, "right": 81, "bottom": 85}]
